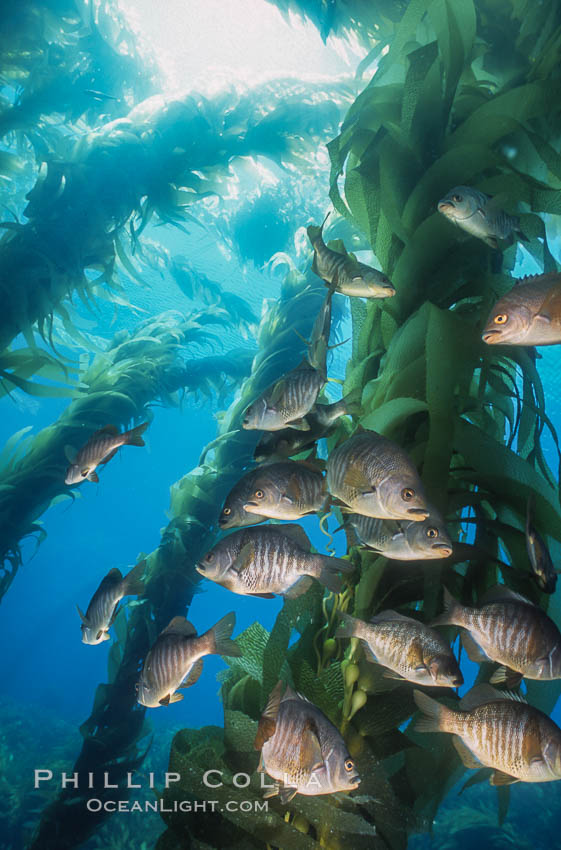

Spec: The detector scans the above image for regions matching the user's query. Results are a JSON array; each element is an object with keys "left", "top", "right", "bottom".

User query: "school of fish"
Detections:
[{"left": 71, "top": 193, "right": 561, "bottom": 802}]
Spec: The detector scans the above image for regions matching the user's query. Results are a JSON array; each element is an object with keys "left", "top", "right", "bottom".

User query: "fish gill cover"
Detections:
[{"left": 0, "top": 0, "right": 561, "bottom": 848}]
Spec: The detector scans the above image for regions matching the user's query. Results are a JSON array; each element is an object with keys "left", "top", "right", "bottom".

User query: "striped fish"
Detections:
[
  {"left": 64, "top": 422, "right": 149, "bottom": 485},
  {"left": 136, "top": 612, "right": 241, "bottom": 708},
  {"left": 327, "top": 431, "right": 429, "bottom": 521},
  {"left": 197, "top": 524, "right": 353, "bottom": 598},
  {"left": 432, "top": 586, "right": 561, "bottom": 683},
  {"left": 77, "top": 560, "right": 146, "bottom": 645},
  {"left": 242, "top": 460, "right": 327, "bottom": 521},
  {"left": 482, "top": 273, "right": 561, "bottom": 346},
  {"left": 347, "top": 508, "right": 453, "bottom": 560},
  {"left": 255, "top": 681, "right": 360, "bottom": 802},
  {"left": 438, "top": 186, "right": 521, "bottom": 249},
  {"left": 307, "top": 216, "right": 396, "bottom": 299},
  {"left": 253, "top": 390, "right": 361, "bottom": 462},
  {"left": 337, "top": 611, "right": 463, "bottom": 687},
  {"left": 414, "top": 685, "right": 561, "bottom": 785},
  {"left": 242, "top": 359, "right": 325, "bottom": 432}
]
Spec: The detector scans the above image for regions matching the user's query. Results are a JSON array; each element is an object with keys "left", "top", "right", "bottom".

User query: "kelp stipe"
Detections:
[
  {"left": 0, "top": 308, "right": 253, "bottom": 606},
  {"left": 29, "top": 269, "right": 329, "bottom": 849}
]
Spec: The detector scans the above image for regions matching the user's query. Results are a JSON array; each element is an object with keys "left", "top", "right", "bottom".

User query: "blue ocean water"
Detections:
[{"left": 3, "top": 2, "right": 561, "bottom": 849}]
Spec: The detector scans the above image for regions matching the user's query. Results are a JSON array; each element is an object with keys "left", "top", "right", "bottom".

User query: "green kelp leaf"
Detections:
[
  {"left": 223, "top": 709, "right": 258, "bottom": 755},
  {"left": 428, "top": 0, "right": 476, "bottom": 103},
  {"left": 360, "top": 397, "right": 428, "bottom": 435},
  {"left": 225, "top": 621, "right": 270, "bottom": 684},
  {"left": 290, "top": 659, "right": 344, "bottom": 721},
  {"left": 261, "top": 604, "right": 293, "bottom": 704},
  {"left": 454, "top": 419, "right": 561, "bottom": 542},
  {"left": 350, "top": 296, "right": 368, "bottom": 362}
]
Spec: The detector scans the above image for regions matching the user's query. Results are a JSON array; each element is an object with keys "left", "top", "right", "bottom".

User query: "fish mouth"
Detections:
[
  {"left": 437, "top": 201, "right": 454, "bottom": 212},
  {"left": 482, "top": 329, "right": 502, "bottom": 344},
  {"left": 243, "top": 501, "right": 262, "bottom": 513},
  {"left": 383, "top": 285, "right": 396, "bottom": 296},
  {"left": 407, "top": 508, "right": 430, "bottom": 519},
  {"left": 195, "top": 564, "right": 206, "bottom": 575},
  {"left": 432, "top": 543, "right": 453, "bottom": 557}
]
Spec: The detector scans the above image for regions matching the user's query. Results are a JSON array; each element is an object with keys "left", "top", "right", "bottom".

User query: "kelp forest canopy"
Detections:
[{"left": 1, "top": 0, "right": 561, "bottom": 849}]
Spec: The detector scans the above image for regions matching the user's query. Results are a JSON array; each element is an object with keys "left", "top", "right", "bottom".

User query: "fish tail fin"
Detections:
[
  {"left": 340, "top": 386, "right": 362, "bottom": 417},
  {"left": 335, "top": 611, "right": 361, "bottom": 640},
  {"left": 206, "top": 612, "right": 242, "bottom": 657},
  {"left": 312, "top": 555, "right": 353, "bottom": 594},
  {"left": 430, "top": 586, "right": 463, "bottom": 627},
  {"left": 413, "top": 689, "right": 453, "bottom": 733},
  {"left": 123, "top": 559, "right": 146, "bottom": 597},
  {"left": 307, "top": 211, "right": 330, "bottom": 245},
  {"left": 125, "top": 421, "right": 149, "bottom": 447}
]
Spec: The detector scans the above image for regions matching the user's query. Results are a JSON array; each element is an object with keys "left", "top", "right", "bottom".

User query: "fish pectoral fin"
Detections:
[
  {"left": 342, "top": 466, "right": 374, "bottom": 492},
  {"left": 87, "top": 470, "right": 99, "bottom": 483},
  {"left": 76, "top": 605, "right": 89, "bottom": 625},
  {"left": 453, "top": 737, "right": 483, "bottom": 770},
  {"left": 231, "top": 543, "right": 256, "bottom": 574},
  {"left": 283, "top": 576, "right": 313, "bottom": 599},
  {"left": 262, "top": 782, "right": 280, "bottom": 800},
  {"left": 483, "top": 236, "right": 499, "bottom": 249},
  {"left": 159, "top": 693, "right": 183, "bottom": 706},
  {"left": 361, "top": 644, "right": 379, "bottom": 665},
  {"left": 299, "top": 720, "right": 324, "bottom": 775},
  {"left": 489, "top": 666, "right": 523, "bottom": 689},
  {"left": 461, "top": 631, "right": 491, "bottom": 665},
  {"left": 278, "top": 785, "right": 299, "bottom": 804},
  {"left": 254, "top": 681, "right": 284, "bottom": 750},
  {"left": 179, "top": 658, "right": 204, "bottom": 688},
  {"left": 287, "top": 417, "right": 311, "bottom": 432},
  {"left": 536, "top": 312, "right": 552, "bottom": 323},
  {"left": 269, "top": 379, "right": 288, "bottom": 406},
  {"left": 490, "top": 770, "right": 519, "bottom": 787},
  {"left": 64, "top": 445, "right": 77, "bottom": 464},
  {"left": 382, "top": 670, "right": 406, "bottom": 681}
]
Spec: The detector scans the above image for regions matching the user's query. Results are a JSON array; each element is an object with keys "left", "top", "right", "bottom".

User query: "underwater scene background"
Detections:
[{"left": 2, "top": 0, "right": 561, "bottom": 848}]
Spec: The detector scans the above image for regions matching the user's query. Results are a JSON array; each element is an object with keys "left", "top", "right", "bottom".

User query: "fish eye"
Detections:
[
  {"left": 344, "top": 759, "right": 354, "bottom": 772},
  {"left": 205, "top": 552, "right": 214, "bottom": 562},
  {"left": 135, "top": 683, "right": 140, "bottom": 693},
  {"left": 494, "top": 314, "right": 508, "bottom": 325},
  {"left": 426, "top": 527, "right": 439, "bottom": 538},
  {"left": 254, "top": 489, "right": 265, "bottom": 499},
  {"left": 452, "top": 194, "right": 462, "bottom": 202},
  {"left": 401, "top": 487, "right": 415, "bottom": 501},
  {"left": 222, "top": 507, "right": 231, "bottom": 516}
]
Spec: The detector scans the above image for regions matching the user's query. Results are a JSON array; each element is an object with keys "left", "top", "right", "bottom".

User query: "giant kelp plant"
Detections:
[{"left": 10, "top": 0, "right": 561, "bottom": 848}]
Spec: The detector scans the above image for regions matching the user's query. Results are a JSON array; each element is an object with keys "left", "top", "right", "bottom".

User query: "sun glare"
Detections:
[{"left": 118, "top": 0, "right": 361, "bottom": 91}]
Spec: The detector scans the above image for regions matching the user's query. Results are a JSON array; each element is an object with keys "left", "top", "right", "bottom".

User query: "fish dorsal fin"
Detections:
[
  {"left": 76, "top": 604, "right": 89, "bottom": 625},
  {"left": 106, "top": 567, "right": 123, "bottom": 581},
  {"left": 343, "top": 465, "right": 374, "bottom": 492},
  {"left": 299, "top": 718, "right": 324, "bottom": 774},
  {"left": 370, "top": 610, "right": 417, "bottom": 626},
  {"left": 254, "top": 680, "right": 284, "bottom": 750},
  {"left": 278, "top": 523, "right": 311, "bottom": 550},
  {"left": 92, "top": 424, "right": 120, "bottom": 439},
  {"left": 459, "top": 684, "right": 513, "bottom": 711},
  {"left": 516, "top": 272, "right": 561, "bottom": 287},
  {"left": 64, "top": 445, "right": 77, "bottom": 464},
  {"left": 481, "top": 585, "right": 533, "bottom": 606},
  {"left": 293, "top": 457, "right": 325, "bottom": 474},
  {"left": 161, "top": 616, "right": 197, "bottom": 637}
]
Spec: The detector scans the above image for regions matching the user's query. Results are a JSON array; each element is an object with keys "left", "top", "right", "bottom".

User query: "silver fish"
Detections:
[
  {"left": 438, "top": 186, "right": 521, "bottom": 249},
  {"left": 219, "top": 468, "right": 270, "bottom": 529},
  {"left": 482, "top": 273, "right": 561, "bottom": 346},
  {"left": 242, "top": 359, "right": 325, "bottom": 431},
  {"left": 414, "top": 685, "right": 561, "bottom": 785},
  {"left": 243, "top": 460, "right": 326, "bottom": 521},
  {"left": 307, "top": 215, "right": 395, "bottom": 298},
  {"left": 197, "top": 524, "right": 352, "bottom": 598},
  {"left": 327, "top": 431, "right": 429, "bottom": 521},
  {"left": 65, "top": 422, "right": 148, "bottom": 485},
  {"left": 347, "top": 509, "right": 453, "bottom": 560},
  {"left": 432, "top": 585, "right": 561, "bottom": 683},
  {"left": 255, "top": 681, "right": 360, "bottom": 802},
  {"left": 337, "top": 611, "right": 463, "bottom": 687},
  {"left": 136, "top": 612, "right": 241, "bottom": 708},
  {"left": 77, "top": 561, "right": 145, "bottom": 645}
]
